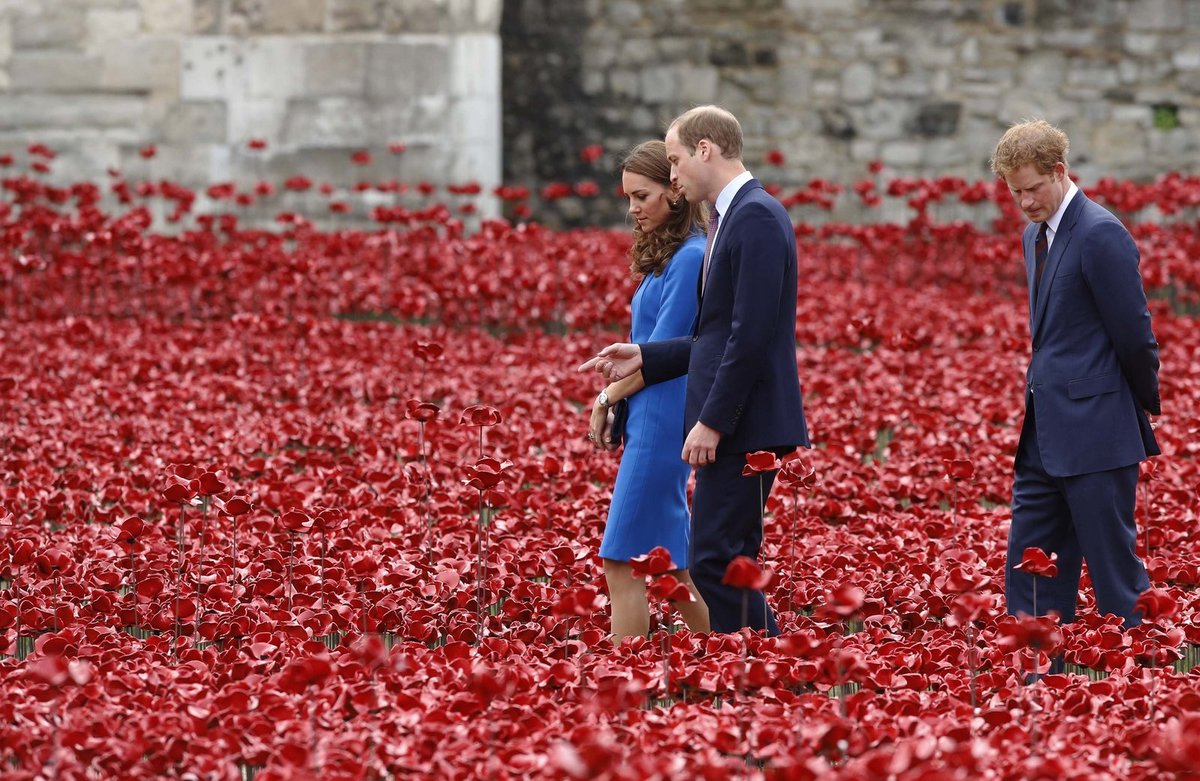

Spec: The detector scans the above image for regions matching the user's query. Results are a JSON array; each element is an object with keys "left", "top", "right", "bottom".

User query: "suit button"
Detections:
[
  {"left": 692, "top": 336, "right": 698, "bottom": 342},
  {"left": 1033, "top": 344, "right": 1039, "bottom": 351}
]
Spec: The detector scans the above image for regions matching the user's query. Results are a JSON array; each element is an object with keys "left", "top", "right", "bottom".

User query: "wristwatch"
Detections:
[{"left": 597, "top": 390, "right": 612, "bottom": 408}]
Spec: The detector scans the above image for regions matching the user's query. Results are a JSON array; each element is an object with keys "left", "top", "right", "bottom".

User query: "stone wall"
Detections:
[
  {"left": 503, "top": 0, "right": 1200, "bottom": 225},
  {"left": 4, "top": 1, "right": 1200, "bottom": 228},
  {"left": 0, "top": 0, "right": 502, "bottom": 220}
]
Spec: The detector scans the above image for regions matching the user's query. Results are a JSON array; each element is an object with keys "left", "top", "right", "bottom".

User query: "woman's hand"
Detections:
[{"left": 589, "top": 402, "right": 617, "bottom": 451}]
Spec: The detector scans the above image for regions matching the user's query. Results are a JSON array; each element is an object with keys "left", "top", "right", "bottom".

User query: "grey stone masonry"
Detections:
[
  {"left": 4, "top": 1, "right": 1200, "bottom": 229},
  {"left": 0, "top": 0, "right": 502, "bottom": 220},
  {"left": 503, "top": 0, "right": 1200, "bottom": 225}
]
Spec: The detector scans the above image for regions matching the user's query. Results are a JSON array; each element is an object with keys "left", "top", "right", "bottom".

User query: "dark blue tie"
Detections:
[
  {"left": 701, "top": 208, "right": 720, "bottom": 291},
  {"left": 1033, "top": 222, "right": 1049, "bottom": 292}
]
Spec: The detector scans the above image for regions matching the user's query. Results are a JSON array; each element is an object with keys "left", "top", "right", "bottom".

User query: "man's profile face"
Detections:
[
  {"left": 1004, "top": 161, "right": 1069, "bottom": 224},
  {"left": 665, "top": 127, "right": 705, "bottom": 204}
]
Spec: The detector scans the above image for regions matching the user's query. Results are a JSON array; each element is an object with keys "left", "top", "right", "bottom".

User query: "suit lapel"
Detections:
[
  {"left": 696, "top": 178, "right": 763, "bottom": 307},
  {"left": 1025, "top": 225, "right": 1037, "bottom": 329},
  {"left": 1031, "top": 190, "right": 1084, "bottom": 339}
]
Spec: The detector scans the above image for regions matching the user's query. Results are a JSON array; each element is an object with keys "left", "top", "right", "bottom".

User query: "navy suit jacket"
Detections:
[
  {"left": 1024, "top": 189, "right": 1160, "bottom": 477},
  {"left": 641, "top": 179, "right": 808, "bottom": 455}
]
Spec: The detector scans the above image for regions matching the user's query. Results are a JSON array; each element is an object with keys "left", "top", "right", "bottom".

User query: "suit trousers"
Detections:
[
  {"left": 1006, "top": 396, "right": 1147, "bottom": 627},
  {"left": 690, "top": 453, "right": 781, "bottom": 635}
]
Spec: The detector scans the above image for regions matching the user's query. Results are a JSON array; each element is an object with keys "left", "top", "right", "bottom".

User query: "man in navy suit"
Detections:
[
  {"left": 580, "top": 105, "right": 808, "bottom": 633},
  {"left": 991, "top": 119, "right": 1160, "bottom": 629}
]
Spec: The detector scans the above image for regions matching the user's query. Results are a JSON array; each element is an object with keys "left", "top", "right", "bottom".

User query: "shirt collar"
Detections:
[
  {"left": 1046, "top": 180, "right": 1078, "bottom": 236},
  {"left": 714, "top": 170, "right": 754, "bottom": 219}
]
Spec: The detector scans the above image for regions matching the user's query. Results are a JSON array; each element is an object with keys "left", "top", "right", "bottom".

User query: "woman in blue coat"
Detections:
[{"left": 588, "top": 140, "right": 710, "bottom": 641}]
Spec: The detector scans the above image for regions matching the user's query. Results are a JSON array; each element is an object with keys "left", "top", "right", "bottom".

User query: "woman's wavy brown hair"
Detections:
[{"left": 621, "top": 140, "right": 707, "bottom": 278}]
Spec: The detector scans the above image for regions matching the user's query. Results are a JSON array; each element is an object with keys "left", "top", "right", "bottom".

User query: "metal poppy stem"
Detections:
[
  {"left": 230, "top": 514, "right": 238, "bottom": 586},
  {"left": 174, "top": 501, "right": 185, "bottom": 658},
  {"left": 1142, "top": 480, "right": 1151, "bottom": 557},
  {"left": 419, "top": 420, "right": 433, "bottom": 565},
  {"left": 287, "top": 530, "right": 296, "bottom": 615},
  {"left": 788, "top": 489, "right": 798, "bottom": 613},
  {"left": 966, "top": 621, "right": 978, "bottom": 713},
  {"left": 739, "top": 599, "right": 751, "bottom": 765},
  {"left": 660, "top": 621, "right": 670, "bottom": 701},
  {"left": 319, "top": 531, "right": 327, "bottom": 611},
  {"left": 129, "top": 544, "right": 138, "bottom": 629},
  {"left": 476, "top": 488, "right": 487, "bottom": 639},
  {"left": 196, "top": 499, "right": 208, "bottom": 639}
]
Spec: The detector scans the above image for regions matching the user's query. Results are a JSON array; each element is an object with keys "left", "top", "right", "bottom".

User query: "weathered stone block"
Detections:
[
  {"left": 852, "top": 100, "right": 907, "bottom": 140},
  {"left": 125, "top": 143, "right": 229, "bottom": 185},
  {"left": 328, "top": 0, "right": 380, "bottom": 31},
  {"left": 85, "top": 10, "right": 140, "bottom": 49},
  {"left": 372, "top": 94, "right": 451, "bottom": 139},
  {"left": 608, "top": 68, "right": 639, "bottom": 97},
  {"left": 303, "top": 41, "right": 367, "bottom": 95},
  {"left": 35, "top": 140, "right": 122, "bottom": 184},
  {"left": 848, "top": 138, "right": 878, "bottom": 162},
  {"left": 450, "top": 34, "right": 499, "bottom": 98},
  {"left": 607, "top": 1, "right": 642, "bottom": 26},
  {"left": 100, "top": 38, "right": 181, "bottom": 92},
  {"left": 1111, "top": 104, "right": 1152, "bottom": 125},
  {"left": 880, "top": 139, "right": 924, "bottom": 167},
  {"left": 581, "top": 69, "right": 605, "bottom": 95},
  {"left": 453, "top": 0, "right": 502, "bottom": 33},
  {"left": 910, "top": 102, "right": 961, "bottom": 137},
  {"left": 8, "top": 51, "right": 104, "bottom": 92},
  {"left": 640, "top": 64, "right": 680, "bottom": 103},
  {"left": 1017, "top": 53, "right": 1066, "bottom": 88},
  {"left": 786, "top": 0, "right": 861, "bottom": 14},
  {"left": 262, "top": 0, "right": 326, "bottom": 33},
  {"left": 228, "top": 97, "right": 289, "bottom": 146},
  {"left": 0, "top": 93, "right": 146, "bottom": 131},
  {"left": 679, "top": 65, "right": 719, "bottom": 103},
  {"left": 710, "top": 40, "right": 749, "bottom": 67},
  {"left": 841, "top": 61, "right": 874, "bottom": 103},
  {"left": 1128, "top": 0, "right": 1183, "bottom": 31},
  {"left": 282, "top": 97, "right": 373, "bottom": 146},
  {"left": 181, "top": 37, "right": 239, "bottom": 100},
  {"left": 1091, "top": 123, "right": 1148, "bottom": 167},
  {"left": 141, "top": 0, "right": 194, "bottom": 34},
  {"left": 367, "top": 40, "right": 451, "bottom": 98},
  {"left": 194, "top": 0, "right": 223, "bottom": 34},
  {"left": 12, "top": 5, "right": 87, "bottom": 49},
  {"left": 451, "top": 95, "right": 500, "bottom": 144},
  {"left": 0, "top": 17, "right": 12, "bottom": 64},
  {"left": 1066, "top": 64, "right": 1120, "bottom": 91},
  {"left": 819, "top": 105, "right": 856, "bottom": 140},
  {"left": 1123, "top": 33, "right": 1160, "bottom": 56},
  {"left": 158, "top": 100, "right": 228, "bottom": 143},
  {"left": 246, "top": 39, "right": 305, "bottom": 99},
  {"left": 1174, "top": 45, "right": 1200, "bottom": 70},
  {"left": 379, "top": 0, "right": 447, "bottom": 34}
]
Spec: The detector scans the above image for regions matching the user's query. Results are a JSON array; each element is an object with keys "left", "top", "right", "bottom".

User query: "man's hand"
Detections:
[
  {"left": 578, "top": 343, "right": 643, "bottom": 381},
  {"left": 682, "top": 421, "right": 721, "bottom": 468}
]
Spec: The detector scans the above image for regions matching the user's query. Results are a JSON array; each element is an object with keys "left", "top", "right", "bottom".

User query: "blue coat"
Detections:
[
  {"left": 641, "top": 179, "right": 808, "bottom": 455},
  {"left": 1024, "top": 190, "right": 1160, "bottom": 477}
]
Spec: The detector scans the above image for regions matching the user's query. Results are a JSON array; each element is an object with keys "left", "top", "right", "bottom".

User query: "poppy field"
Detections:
[{"left": 2, "top": 146, "right": 1200, "bottom": 779}]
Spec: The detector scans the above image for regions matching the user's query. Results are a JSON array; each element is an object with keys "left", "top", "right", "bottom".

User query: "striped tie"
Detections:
[
  {"left": 1033, "top": 222, "right": 1049, "bottom": 292},
  {"left": 701, "top": 208, "right": 720, "bottom": 291}
]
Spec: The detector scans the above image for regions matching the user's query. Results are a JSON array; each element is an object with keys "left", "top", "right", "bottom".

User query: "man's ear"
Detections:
[{"left": 1053, "top": 161, "right": 1068, "bottom": 181}]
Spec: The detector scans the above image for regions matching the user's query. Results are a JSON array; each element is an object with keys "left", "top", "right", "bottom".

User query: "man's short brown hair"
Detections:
[
  {"left": 669, "top": 105, "right": 743, "bottom": 160},
  {"left": 990, "top": 119, "right": 1070, "bottom": 177}
]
